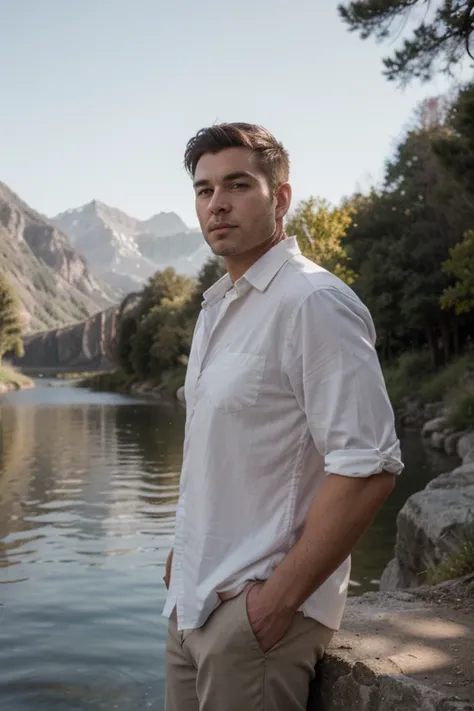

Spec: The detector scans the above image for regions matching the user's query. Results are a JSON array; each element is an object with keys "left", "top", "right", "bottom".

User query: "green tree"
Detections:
[
  {"left": 133, "top": 299, "right": 191, "bottom": 381},
  {"left": 345, "top": 190, "right": 407, "bottom": 360},
  {"left": 344, "top": 92, "right": 474, "bottom": 364},
  {"left": 114, "top": 267, "right": 194, "bottom": 383},
  {"left": 184, "top": 257, "right": 227, "bottom": 322},
  {"left": 286, "top": 197, "right": 356, "bottom": 284},
  {"left": 441, "top": 230, "right": 474, "bottom": 314},
  {"left": 138, "top": 267, "right": 194, "bottom": 318},
  {"left": 434, "top": 83, "right": 474, "bottom": 192},
  {"left": 0, "top": 273, "right": 23, "bottom": 362},
  {"left": 338, "top": 0, "right": 474, "bottom": 84}
]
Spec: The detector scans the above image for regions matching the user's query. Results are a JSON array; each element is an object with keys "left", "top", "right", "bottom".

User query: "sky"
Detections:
[{"left": 1, "top": 0, "right": 469, "bottom": 228}]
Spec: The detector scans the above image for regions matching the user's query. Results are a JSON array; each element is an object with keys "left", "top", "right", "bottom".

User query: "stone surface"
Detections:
[
  {"left": 381, "top": 465, "right": 474, "bottom": 590},
  {"left": 401, "top": 399, "right": 424, "bottom": 426},
  {"left": 431, "top": 430, "right": 448, "bottom": 450},
  {"left": 458, "top": 433, "right": 474, "bottom": 462},
  {"left": 445, "top": 432, "right": 464, "bottom": 456},
  {"left": 422, "top": 417, "right": 448, "bottom": 437},
  {"left": 14, "top": 306, "right": 119, "bottom": 370},
  {"left": 380, "top": 558, "right": 403, "bottom": 592},
  {"left": 464, "top": 449, "right": 474, "bottom": 465},
  {"left": 308, "top": 587, "right": 474, "bottom": 710}
]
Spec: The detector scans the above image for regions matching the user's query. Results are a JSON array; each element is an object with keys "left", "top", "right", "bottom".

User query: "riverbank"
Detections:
[
  {"left": 78, "top": 369, "right": 177, "bottom": 402},
  {"left": 319, "top": 356, "right": 474, "bottom": 709},
  {"left": 0, "top": 365, "right": 34, "bottom": 395},
  {"left": 379, "top": 353, "right": 474, "bottom": 609}
]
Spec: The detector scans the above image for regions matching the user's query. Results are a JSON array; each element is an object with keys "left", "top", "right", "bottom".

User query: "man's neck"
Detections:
[{"left": 225, "top": 231, "right": 286, "bottom": 284}]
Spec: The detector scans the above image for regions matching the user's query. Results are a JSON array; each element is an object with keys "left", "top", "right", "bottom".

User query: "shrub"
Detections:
[
  {"left": 383, "top": 365, "right": 408, "bottom": 411},
  {"left": 382, "top": 350, "right": 434, "bottom": 409},
  {"left": 446, "top": 388, "right": 474, "bottom": 430},
  {"left": 420, "top": 354, "right": 474, "bottom": 403},
  {"left": 396, "top": 350, "right": 434, "bottom": 383}
]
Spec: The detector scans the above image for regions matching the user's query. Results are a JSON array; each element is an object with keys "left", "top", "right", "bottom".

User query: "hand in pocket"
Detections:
[{"left": 245, "top": 583, "right": 294, "bottom": 653}]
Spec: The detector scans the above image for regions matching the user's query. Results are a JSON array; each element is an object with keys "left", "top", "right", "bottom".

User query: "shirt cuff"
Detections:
[{"left": 325, "top": 443, "right": 404, "bottom": 477}]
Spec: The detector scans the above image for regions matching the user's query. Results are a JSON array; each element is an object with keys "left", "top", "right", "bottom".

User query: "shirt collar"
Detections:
[{"left": 202, "top": 236, "right": 301, "bottom": 309}]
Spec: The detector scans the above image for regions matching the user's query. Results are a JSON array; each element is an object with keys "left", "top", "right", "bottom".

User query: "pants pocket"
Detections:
[{"left": 240, "top": 584, "right": 274, "bottom": 655}]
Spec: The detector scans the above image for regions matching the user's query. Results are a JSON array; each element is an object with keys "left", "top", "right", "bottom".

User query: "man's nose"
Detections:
[{"left": 208, "top": 188, "right": 230, "bottom": 214}]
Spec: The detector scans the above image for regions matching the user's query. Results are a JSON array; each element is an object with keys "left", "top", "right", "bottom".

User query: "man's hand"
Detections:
[
  {"left": 164, "top": 549, "right": 173, "bottom": 589},
  {"left": 245, "top": 582, "right": 295, "bottom": 653}
]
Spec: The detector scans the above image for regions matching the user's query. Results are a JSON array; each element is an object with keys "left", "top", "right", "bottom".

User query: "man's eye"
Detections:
[
  {"left": 197, "top": 188, "right": 212, "bottom": 197},
  {"left": 231, "top": 182, "right": 248, "bottom": 190}
]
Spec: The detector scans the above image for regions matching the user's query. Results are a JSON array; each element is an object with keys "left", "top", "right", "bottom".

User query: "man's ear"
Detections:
[{"left": 275, "top": 183, "right": 292, "bottom": 222}]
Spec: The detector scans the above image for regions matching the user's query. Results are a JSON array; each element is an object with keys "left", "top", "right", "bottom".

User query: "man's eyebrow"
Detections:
[{"left": 193, "top": 171, "right": 255, "bottom": 189}]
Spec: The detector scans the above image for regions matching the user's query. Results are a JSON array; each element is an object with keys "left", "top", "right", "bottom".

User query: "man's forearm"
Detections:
[{"left": 263, "top": 472, "right": 395, "bottom": 614}]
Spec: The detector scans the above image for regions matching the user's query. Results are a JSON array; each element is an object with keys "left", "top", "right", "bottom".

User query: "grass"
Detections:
[
  {"left": 0, "top": 364, "right": 33, "bottom": 390},
  {"left": 426, "top": 530, "right": 474, "bottom": 585}
]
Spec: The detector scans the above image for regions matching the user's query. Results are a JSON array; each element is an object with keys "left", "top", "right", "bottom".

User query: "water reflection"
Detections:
[
  {"left": 0, "top": 383, "right": 460, "bottom": 710},
  {"left": 0, "top": 385, "right": 184, "bottom": 710}
]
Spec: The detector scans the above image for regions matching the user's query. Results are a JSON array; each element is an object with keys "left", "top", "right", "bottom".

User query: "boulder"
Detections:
[
  {"left": 464, "top": 448, "right": 474, "bottom": 465},
  {"left": 430, "top": 430, "right": 447, "bottom": 450},
  {"left": 427, "top": 462, "right": 474, "bottom": 490},
  {"left": 458, "top": 432, "right": 474, "bottom": 462},
  {"left": 379, "top": 558, "right": 403, "bottom": 592},
  {"left": 380, "top": 464, "right": 474, "bottom": 590},
  {"left": 421, "top": 417, "right": 447, "bottom": 437},
  {"left": 444, "top": 431, "right": 463, "bottom": 456},
  {"left": 401, "top": 399, "right": 424, "bottom": 426}
]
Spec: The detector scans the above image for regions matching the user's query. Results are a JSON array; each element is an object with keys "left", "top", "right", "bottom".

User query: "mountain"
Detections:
[
  {"left": 141, "top": 211, "right": 188, "bottom": 238},
  {"left": 0, "top": 182, "right": 116, "bottom": 333},
  {"left": 52, "top": 201, "right": 211, "bottom": 293}
]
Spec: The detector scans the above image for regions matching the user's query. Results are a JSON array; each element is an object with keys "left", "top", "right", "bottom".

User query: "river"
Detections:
[{"left": 0, "top": 381, "right": 460, "bottom": 710}]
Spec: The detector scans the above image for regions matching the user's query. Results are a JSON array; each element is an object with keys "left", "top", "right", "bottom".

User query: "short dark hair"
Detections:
[{"left": 184, "top": 122, "right": 290, "bottom": 190}]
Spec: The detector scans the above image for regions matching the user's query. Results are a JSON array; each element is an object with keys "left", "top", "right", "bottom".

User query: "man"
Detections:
[{"left": 163, "top": 123, "right": 403, "bottom": 711}]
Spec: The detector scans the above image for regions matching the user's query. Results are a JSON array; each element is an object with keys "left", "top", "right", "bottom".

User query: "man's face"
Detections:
[{"left": 193, "top": 147, "right": 280, "bottom": 257}]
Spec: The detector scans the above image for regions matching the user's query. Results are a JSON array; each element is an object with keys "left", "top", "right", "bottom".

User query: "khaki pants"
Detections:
[{"left": 165, "top": 588, "right": 334, "bottom": 711}]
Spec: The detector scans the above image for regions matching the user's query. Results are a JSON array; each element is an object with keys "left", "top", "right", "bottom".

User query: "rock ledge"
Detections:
[{"left": 309, "top": 585, "right": 473, "bottom": 710}]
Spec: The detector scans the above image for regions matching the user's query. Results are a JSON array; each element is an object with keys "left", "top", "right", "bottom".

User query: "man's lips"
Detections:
[{"left": 209, "top": 223, "right": 237, "bottom": 233}]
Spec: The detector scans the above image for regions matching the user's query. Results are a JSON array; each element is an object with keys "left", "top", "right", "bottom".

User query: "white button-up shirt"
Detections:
[{"left": 163, "top": 237, "right": 403, "bottom": 632}]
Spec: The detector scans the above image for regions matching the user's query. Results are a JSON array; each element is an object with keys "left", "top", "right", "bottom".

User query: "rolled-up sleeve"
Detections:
[{"left": 283, "top": 286, "right": 403, "bottom": 478}]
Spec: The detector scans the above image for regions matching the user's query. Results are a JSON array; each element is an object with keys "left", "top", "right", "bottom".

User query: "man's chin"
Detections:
[{"left": 207, "top": 238, "right": 237, "bottom": 257}]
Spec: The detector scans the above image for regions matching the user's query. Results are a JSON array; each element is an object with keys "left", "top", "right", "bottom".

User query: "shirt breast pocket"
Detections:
[{"left": 205, "top": 352, "right": 266, "bottom": 414}]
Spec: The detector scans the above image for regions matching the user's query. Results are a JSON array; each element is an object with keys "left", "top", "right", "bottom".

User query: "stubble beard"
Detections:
[{"left": 206, "top": 213, "right": 278, "bottom": 258}]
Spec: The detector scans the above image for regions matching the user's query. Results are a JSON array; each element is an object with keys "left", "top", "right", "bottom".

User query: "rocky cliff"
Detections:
[
  {"left": 0, "top": 182, "right": 116, "bottom": 333},
  {"left": 15, "top": 306, "right": 119, "bottom": 370}
]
